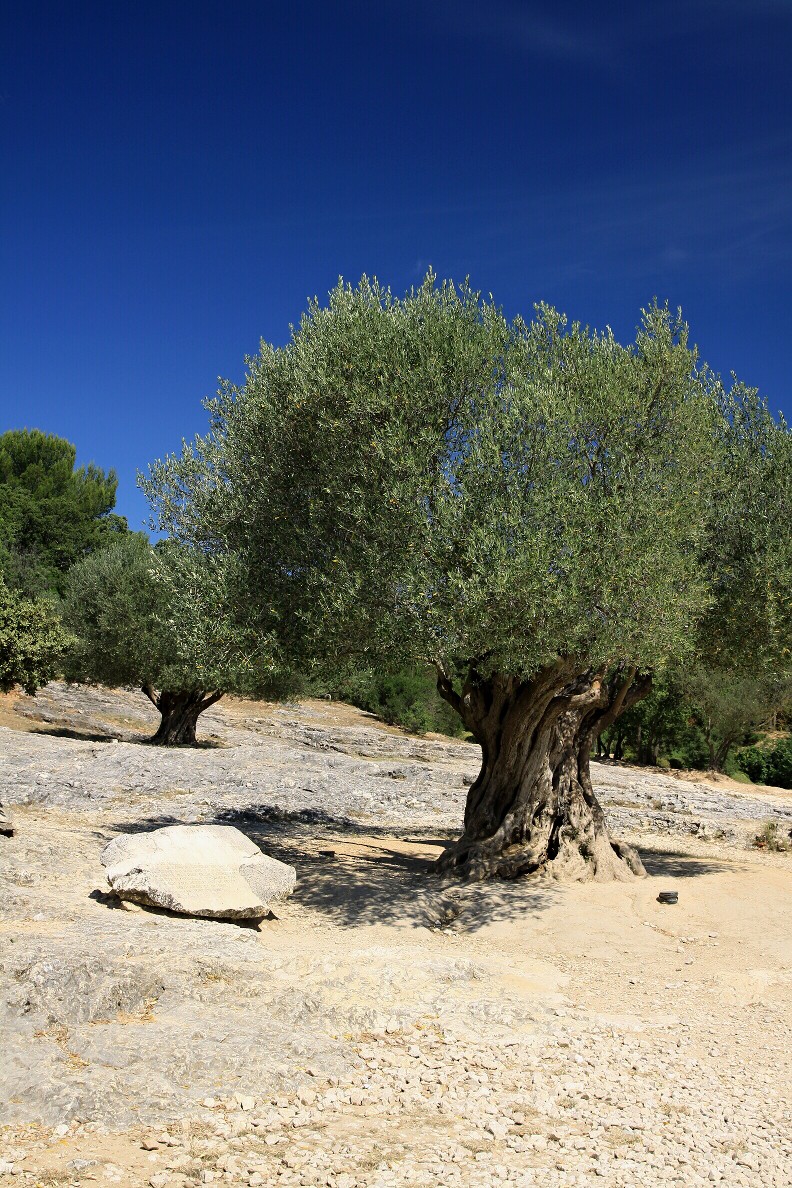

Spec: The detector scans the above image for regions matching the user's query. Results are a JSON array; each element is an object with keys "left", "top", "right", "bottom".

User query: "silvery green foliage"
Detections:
[
  {"left": 63, "top": 535, "right": 279, "bottom": 697},
  {"left": 142, "top": 274, "right": 791, "bottom": 689},
  {"left": 702, "top": 382, "right": 792, "bottom": 676}
]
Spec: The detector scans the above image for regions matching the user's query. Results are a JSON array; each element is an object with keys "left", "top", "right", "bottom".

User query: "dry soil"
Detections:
[{"left": 1, "top": 684, "right": 790, "bottom": 1187}]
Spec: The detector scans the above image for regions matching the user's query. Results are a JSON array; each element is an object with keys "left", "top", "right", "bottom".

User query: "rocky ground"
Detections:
[{"left": 1, "top": 683, "right": 790, "bottom": 1188}]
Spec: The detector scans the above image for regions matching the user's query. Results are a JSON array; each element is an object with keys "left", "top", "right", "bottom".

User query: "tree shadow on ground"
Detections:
[
  {"left": 638, "top": 847, "right": 736, "bottom": 878},
  {"left": 104, "top": 813, "right": 188, "bottom": 835},
  {"left": 136, "top": 736, "right": 226, "bottom": 749},
  {"left": 27, "top": 721, "right": 227, "bottom": 747},
  {"left": 105, "top": 805, "right": 560, "bottom": 931},
  {"left": 28, "top": 725, "right": 118, "bottom": 743}
]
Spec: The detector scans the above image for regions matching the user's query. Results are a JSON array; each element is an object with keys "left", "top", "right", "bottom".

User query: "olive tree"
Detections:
[
  {"left": 63, "top": 534, "right": 279, "bottom": 744},
  {"left": 143, "top": 276, "right": 792, "bottom": 878}
]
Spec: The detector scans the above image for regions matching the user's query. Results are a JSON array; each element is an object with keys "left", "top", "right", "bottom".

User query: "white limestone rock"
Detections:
[
  {"left": 0, "top": 800, "right": 13, "bottom": 836},
  {"left": 101, "top": 825, "right": 295, "bottom": 918}
]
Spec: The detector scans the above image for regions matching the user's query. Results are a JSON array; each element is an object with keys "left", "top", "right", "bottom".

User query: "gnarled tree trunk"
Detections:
[
  {"left": 435, "top": 661, "right": 650, "bottom": 882},
  {"left": 141, "top": 686, "right": 223, "bottom": 745}
]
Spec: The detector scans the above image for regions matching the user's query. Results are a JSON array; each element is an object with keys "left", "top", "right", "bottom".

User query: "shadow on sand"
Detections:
[
  {"left": 101, "top": 808, "right": 733, "bottom": 934},
  {"left": 104, "top": 805, "right": 561, "bottom": 931},
  {"left": 638, "top": 847, "right": 736, "bottom": 878}
]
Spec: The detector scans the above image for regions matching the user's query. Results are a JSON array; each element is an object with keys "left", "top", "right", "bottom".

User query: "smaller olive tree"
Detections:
[
  {"left": 63, "top": 535, "right": 280, "bottom": 744},
  {"left": 684, "top": 665, "right": 790, "bottom": 772},
  {"left": 0, "top": 575, "right": 72, "bottom": 694}
]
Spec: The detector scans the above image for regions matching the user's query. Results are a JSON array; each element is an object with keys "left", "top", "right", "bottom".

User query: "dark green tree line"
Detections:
[{"left": 0, "top": 429, "right": 127, "bottom": 597}]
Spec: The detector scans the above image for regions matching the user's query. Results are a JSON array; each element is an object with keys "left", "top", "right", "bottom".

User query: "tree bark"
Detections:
[
  {"left": 435, "top": 662, "right": 650, "bottom": 882},
  {"left": 141, "top": 686, "right": 223, "bottom": 746},
  {"left": 613, "top": 729, "right": 625, "bottom": 761},
  {"left": 713, "top": 735, "right": 735, "bottom": 773}
]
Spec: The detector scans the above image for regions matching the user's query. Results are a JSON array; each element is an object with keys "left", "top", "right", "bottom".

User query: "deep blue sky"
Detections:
[{"left": 2, "top": 1, "right": 791, "bottom": 530}]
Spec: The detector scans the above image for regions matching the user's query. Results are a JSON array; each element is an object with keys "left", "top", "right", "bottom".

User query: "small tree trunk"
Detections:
[
  {"left": 142, "top": 687, "right": 223, "bottom": 746},
  {"left": 435, "top": 664, "right": 649, "bottom": 882},
  {"left": 714, "top": 736, "right": 734, "bottom": 773}
]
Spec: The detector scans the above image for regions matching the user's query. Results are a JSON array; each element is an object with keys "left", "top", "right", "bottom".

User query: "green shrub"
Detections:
[
  {"left": 0, "top": 575, "right": 72, "bottom": 694},
  {"left": 753, "top": 821, "right": 791, "bottom": 852},
  {"left": 738, "top": 745, "right": 767, "bottom": 783},
  {"left": 672, "top": 729, "right": 712, "bottom": 771},
  {"left": 737, "top": 738, "right": 792, "bottom": 789},
  {"left": 765, "top": 739, "right": 792, "bottom": 788},
  {"left": 329, "top": 665, "right": 468, "bottom": 738}
]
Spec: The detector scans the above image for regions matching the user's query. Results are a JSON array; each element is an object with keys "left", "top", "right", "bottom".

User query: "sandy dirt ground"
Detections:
[{"left": 0, "top": 684, "right": 790, "bottom": 1187}]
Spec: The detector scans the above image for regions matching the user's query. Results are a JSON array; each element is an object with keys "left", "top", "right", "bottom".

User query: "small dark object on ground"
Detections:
[
  {"left": 319, "top": 849, "right": 336, "bottom": 858},
  {"left": 657, "top": 890, "right": 678, "bottom": 904}
]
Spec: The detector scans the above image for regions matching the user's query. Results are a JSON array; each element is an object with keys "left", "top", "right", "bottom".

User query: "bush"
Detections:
[
  {"left": 753, "top": 821, "right": 791, "bottom": 852},
  {"left": 0, "top": 575, "right": 72, "bottom": 694},
  {"left": 670, "top": 728, "right": 711, "bottom": 772},
  {"left": 737, "top": 738, "right": 792, "bottom": 789},
  {"left": 738, "top": 746, "right": 767, "bottom": 783},
  {"left": 766, "top": 740, "right": 792, "bottom": 788},
  {"left": 329, "top": 665, "right": 468, "bottom": 738}
]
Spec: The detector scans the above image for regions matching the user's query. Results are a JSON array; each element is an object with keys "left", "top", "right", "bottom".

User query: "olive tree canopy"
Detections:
[
  {"left": 63, "top": 535, "right": 284, "bottom": 744},
  {"left": 143, "top": 276, "right": 792, "bottom": 877}
]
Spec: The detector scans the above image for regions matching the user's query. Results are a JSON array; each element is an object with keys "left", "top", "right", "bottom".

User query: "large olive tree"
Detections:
[{"left": 143, "top": 276, "right": 792, "bottom": 878}]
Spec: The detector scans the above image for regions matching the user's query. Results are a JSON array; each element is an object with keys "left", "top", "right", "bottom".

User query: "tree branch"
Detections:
[
  {"left": 608, "top": 665, "right": 638, "bottom": 721},
  {"left": 591, "top": 669, "right": 652, "bottom": 740},
  {"left": 564, "top": 667, "right": 609, "bottom": 711},
  {"left": 141, "top": 683, "right": 160, "bottom": 709},
  {"left": 435, "top": 664, "right": 465, "bottom": 720}
]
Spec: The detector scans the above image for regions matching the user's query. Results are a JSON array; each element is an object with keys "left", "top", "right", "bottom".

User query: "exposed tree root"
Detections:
[{"left": 434, "top": 661, "right": 650, "bottom": 883}]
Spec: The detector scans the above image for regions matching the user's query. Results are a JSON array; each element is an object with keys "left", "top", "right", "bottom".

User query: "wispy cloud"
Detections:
[
  {"left": 429, "top": 0, "right": 791, "bottom": 67},
  {"left": 488, "top": 142, "right": 792, "bottom": 284},
  {"left": 434, "top": 1, "right": 610, "bottom": 65},
  {"left": 319, "top": 136, "right": 792, "bottom": 290}
]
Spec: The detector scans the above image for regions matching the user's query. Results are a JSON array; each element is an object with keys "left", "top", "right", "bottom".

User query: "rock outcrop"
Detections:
[
  {"left": 101, "top": 824, "right": 296, "bottom": 918},
  {"left": 0, "top": 802, "right": 13, "bottom": 836}
]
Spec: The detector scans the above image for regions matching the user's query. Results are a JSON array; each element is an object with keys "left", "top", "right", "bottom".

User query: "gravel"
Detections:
[{"left": 0, "top": 683, "right": 790, "bottom": 1186}]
